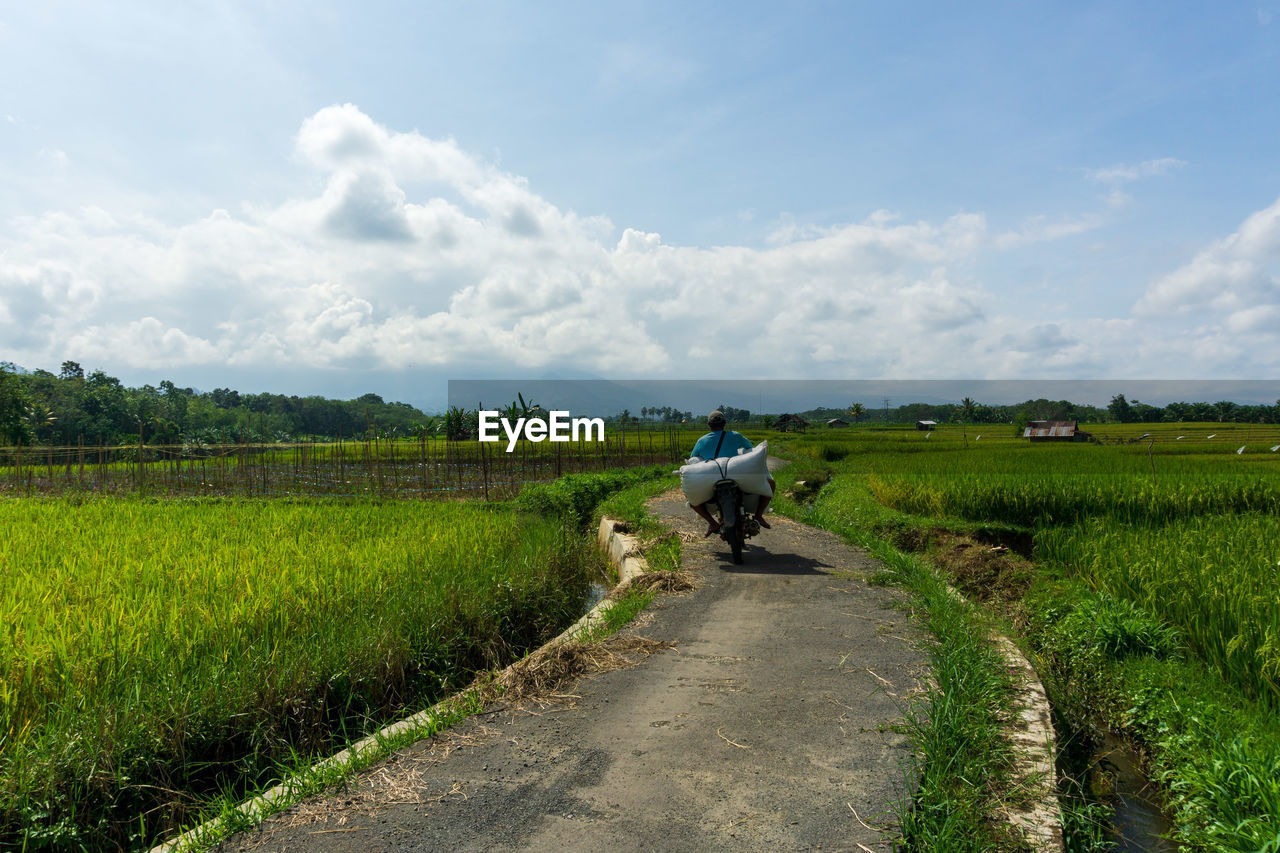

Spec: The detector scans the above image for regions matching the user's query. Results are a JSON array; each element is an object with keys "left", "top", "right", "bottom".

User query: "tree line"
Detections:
[
  {"left": 0, "top": 361, "right": 433, "bottom": 445},
  {"left": 690, "top": 395, "right": 1280, "bottom": 427},
  {"left": 6, "top": 362, "right": 1276, "bottom": 447}
]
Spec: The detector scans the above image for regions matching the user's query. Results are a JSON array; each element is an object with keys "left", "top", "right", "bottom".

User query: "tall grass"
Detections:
[
  {"left": 868, "top": 471, "right": 1280, "bottom": 527},
  {"left": 0, "top": 496, "right": 590, "bottom": 849},
  {"left": 1037, "top": 514, "right": 1280, "bottom": 705}
]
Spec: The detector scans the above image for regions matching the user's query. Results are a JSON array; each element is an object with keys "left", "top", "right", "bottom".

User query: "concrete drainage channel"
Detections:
[
  {"left": 940, "top": 581, "right": 1064, "bottom": 852},
  {"left": 993, "top": 633, "right": 1064, "bottom": 852},
  {"left": 151, "top": 518, "right": 649, "bottom": 853}
]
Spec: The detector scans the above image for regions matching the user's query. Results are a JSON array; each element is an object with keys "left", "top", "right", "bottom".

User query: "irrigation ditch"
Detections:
[{"left": 910, "top": 527, "right": 1182, "bottom": 851}]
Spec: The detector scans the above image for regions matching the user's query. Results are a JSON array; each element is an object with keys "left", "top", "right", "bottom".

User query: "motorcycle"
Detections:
[{"left": 712, "top": 478, "right": 763, "bottom": 564}]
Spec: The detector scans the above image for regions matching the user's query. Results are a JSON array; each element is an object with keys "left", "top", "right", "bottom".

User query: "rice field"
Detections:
[
  {"left": 1036, "top": 514, "right": 1280, "bottom": 704},
  {"left": 0, "top": 496, "right": 593, "bottom": 849},
  {"left": 786, "top": 423, "right": 1280, "bottom": 707}
]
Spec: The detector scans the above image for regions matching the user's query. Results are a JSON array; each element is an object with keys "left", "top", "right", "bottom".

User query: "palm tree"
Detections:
[
  {"left": 847, "top": 402, "right": 866, "bottom": 424},
  {"left": 25, "top": 404, "right": 57, "bottom": 444},
  {"left": 960, "top": 397, "right": 977, "bottom": 422}
]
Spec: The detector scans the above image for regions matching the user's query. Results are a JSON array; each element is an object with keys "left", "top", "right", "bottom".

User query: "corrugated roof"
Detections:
[{"left": 1023, "top": 421, "right": 1077, "bottom": 438}]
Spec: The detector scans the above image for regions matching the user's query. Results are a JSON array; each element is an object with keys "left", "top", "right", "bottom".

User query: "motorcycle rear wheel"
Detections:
[{"left": 718, "top": 491, "right": 744, "bottom": 564}]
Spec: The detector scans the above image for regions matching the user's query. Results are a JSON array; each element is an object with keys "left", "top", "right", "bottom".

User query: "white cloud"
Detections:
[
  {"left": 1085, "top": 157, "right": 1187, "bottom": 184},
  {"left": 993, "top": 213, "right": 1103, "bottom": 249},
  {"left": 2, "top": 104, "right": 1277, "bottom": 386},
  {"left": 1137, "top": 195, "right": 1280, "bottom": 316},
  {"left": 1119, "top": 195, "right": 1280, "bottom": 373}
]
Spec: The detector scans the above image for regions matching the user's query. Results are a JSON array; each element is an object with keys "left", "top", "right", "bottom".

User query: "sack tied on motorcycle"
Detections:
[{"left": 679, "top": 440, "right": 773, "bottom": 506}]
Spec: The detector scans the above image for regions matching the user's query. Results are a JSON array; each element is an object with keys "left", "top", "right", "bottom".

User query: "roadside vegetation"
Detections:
[
  {"left": 1, "top": 465, "right": 669, "bottom": 851},
  {"left": 772, "top": 424, "right": 1280, "bottom": 851},
  {"left": 594, "top": 472, "right": 684, "bottom": 575},
  {"left": 768, "top": 452, "right": 1024, "bottom": 852}
]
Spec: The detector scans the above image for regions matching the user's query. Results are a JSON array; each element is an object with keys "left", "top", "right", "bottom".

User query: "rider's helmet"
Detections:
[{"left": 707, "top": 410, "right": 726, "bottom": 429}]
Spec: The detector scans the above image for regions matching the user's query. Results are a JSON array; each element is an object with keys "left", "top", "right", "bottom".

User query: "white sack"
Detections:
[{"left": 680, "top": 440, "right": 772, "bottom": 506}]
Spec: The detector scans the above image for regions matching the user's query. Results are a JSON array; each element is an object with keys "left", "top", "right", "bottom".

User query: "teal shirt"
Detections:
[{"left": 691, "top": 429, "right": 753, "bottom": 460}]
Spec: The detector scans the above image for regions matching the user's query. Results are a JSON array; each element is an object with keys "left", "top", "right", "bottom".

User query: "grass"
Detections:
[
  {"left": 1036, "top": 514, "right": 1280, "bottom": 706},
  {"left": 516, "top": 463, "right": 672, "bottom": 531},
  {"left": 158, "top": 469, "right": 678, "bottom": 853},
  {"left": 2, "top": 463, "right": 673, "bottom": 850},
  {"left": 1, "top": 496, "right": 589, "bottom": 849},
  {"left": 594, "top": 472, "right": 683, "bottom": 574},
  {"left": 1028, "top": 582, "right": 1280, "bottom": 852},
  {"left": 775, "top": 425, "right": 1280, "bottom": 850}
]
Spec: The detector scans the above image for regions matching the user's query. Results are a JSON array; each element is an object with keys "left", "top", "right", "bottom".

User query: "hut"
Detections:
[
  {"left": 775, "top": 413, "right": 809, "bottom": 433},
  {"left": 916, "top": 420, "right": 937, "bottom": 431},
  {"left": 826, "top": 418, "right": 849, "bottom": 427},
  {"left": 1022, "top": 420, "right": 1088, "bottom": 442}
]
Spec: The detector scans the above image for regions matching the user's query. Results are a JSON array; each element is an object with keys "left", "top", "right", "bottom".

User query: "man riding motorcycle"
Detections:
[{"left": 689, "top": 410, "right": 775, "bottom": 537}]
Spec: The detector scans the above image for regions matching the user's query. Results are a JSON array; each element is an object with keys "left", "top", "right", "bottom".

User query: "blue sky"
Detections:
[{"left": 3, "top": 1, "right": 1280, "bottom": 407}]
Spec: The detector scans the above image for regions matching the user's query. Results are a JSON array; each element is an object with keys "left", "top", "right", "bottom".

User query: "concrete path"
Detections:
[{"left": 217, "top": 492, "right": 928, "bottom": 853}]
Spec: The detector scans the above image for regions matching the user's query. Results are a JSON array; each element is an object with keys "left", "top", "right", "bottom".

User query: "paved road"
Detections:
[{"left": 218, "top": 492, "right": 928, "bottom": 853}]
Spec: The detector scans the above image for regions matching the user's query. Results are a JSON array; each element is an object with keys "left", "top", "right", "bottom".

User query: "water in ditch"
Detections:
[
  {"left": 1091, "top": 732, "right": 1180, "bottom": 852},
  {"left": 585, "top": 581, "right": 609, "bottom": 610}
]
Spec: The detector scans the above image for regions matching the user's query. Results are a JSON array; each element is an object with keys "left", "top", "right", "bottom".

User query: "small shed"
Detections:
[
  {"left": 775, "top": 413, "right": 809, "bottom": 433},
  {"left": 916, "top": 420, "right": 937, "bottom": 431},
  {"left": 827, "top": 418, "right": 849, "bottom": 427},
  {"left": 1023, "top": 420, "right": 1085, "bottom": 442}
]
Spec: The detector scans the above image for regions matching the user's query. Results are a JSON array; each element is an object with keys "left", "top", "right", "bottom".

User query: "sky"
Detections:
[{"left": 2, "top": 1, "right": 1280, "bottom": 409}]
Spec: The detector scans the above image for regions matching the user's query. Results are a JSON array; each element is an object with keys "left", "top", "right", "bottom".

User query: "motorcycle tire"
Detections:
[{"left": 718, "top": 490, "right": 744, "bottom": 564}]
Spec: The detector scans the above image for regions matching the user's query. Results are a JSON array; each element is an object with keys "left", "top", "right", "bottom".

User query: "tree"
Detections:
[
  {"left": 210, "top": 388, "right": 242, "bottom": 409},
  {"left": 59, "top": 361, "right": 84, "bottom": 381},
  {"left": 444, "top": 405, "right": 474, "bottom": 441},
  {"left": 1132, "top": 400, "right": 1163, "bottom": 422},
  {"left": 958, "top": 397, "right": 977, "bottom": 422},
  {"left": 500, "top": 392, "right": 540, "bottom": 421},
  {"left": 847, "top": 402, "right": 866, "bottom": 424},
  {"left": 25, "top": 404, "right": 57, "bottom": 443},
  {"left": 0, "top": 365, "right": 31, "bottom": 444},
  {"left": 1108, "top": 394, "right": 1135, "bottom": 424}
]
